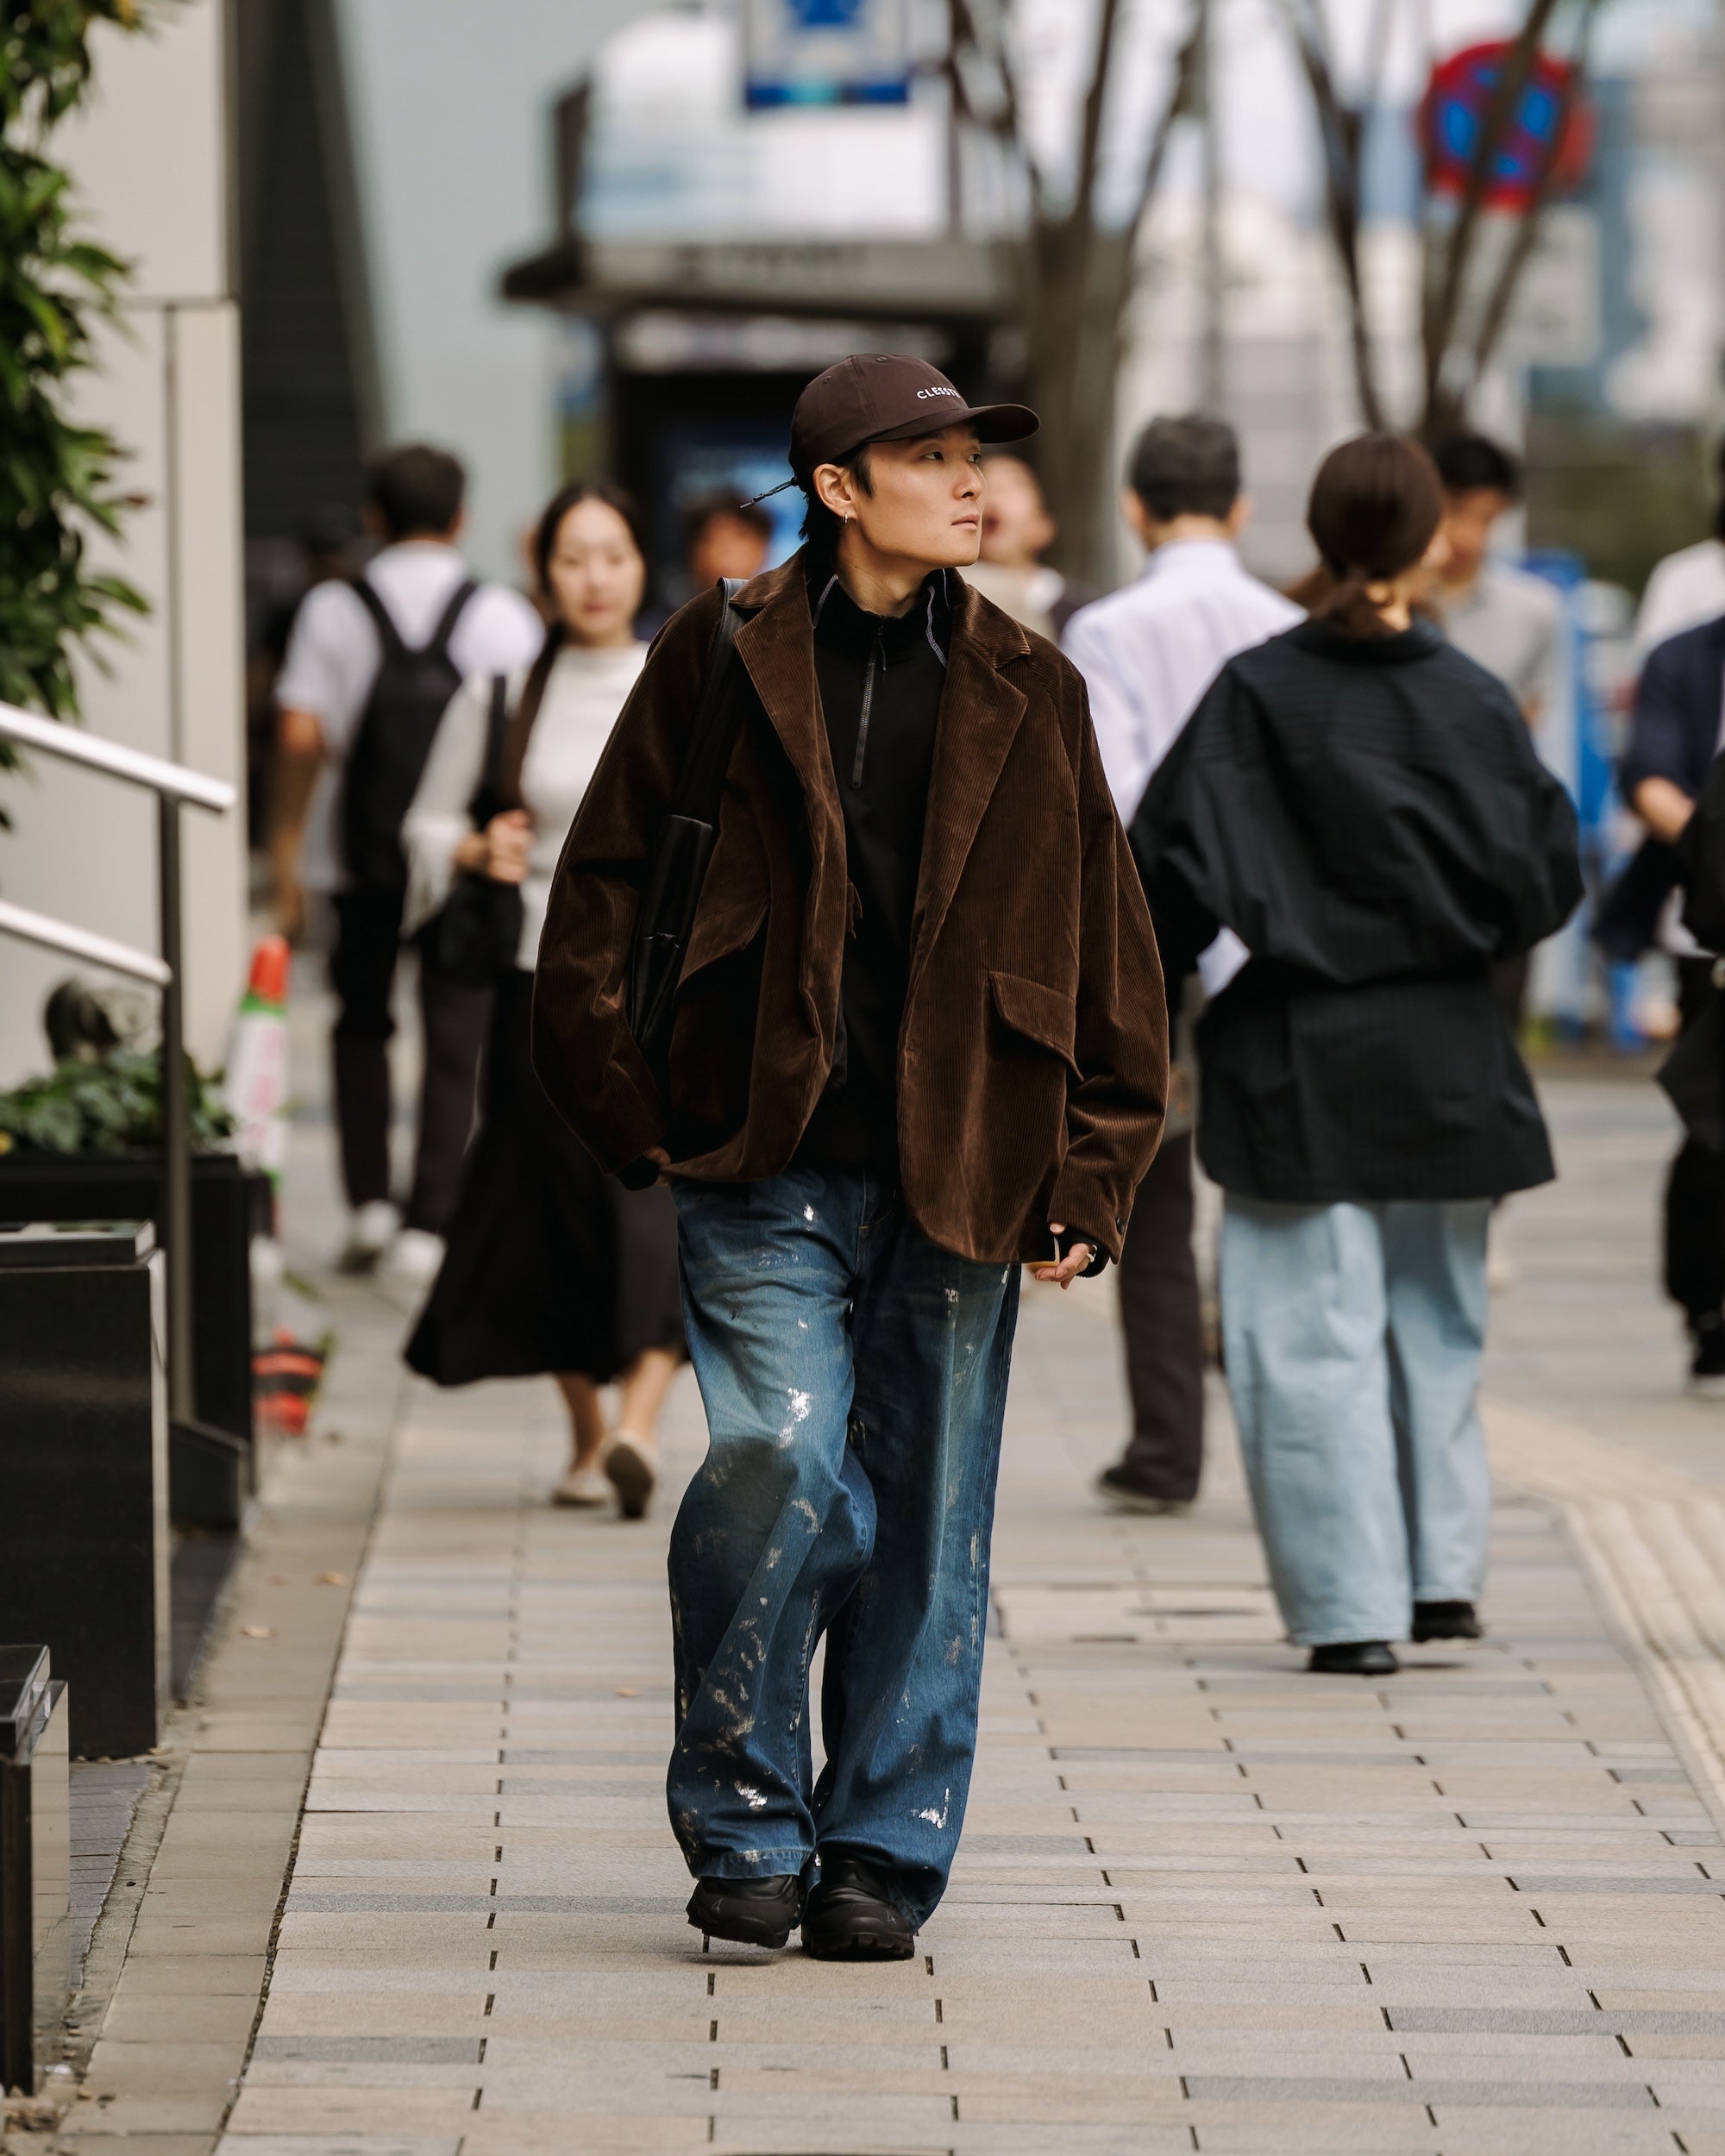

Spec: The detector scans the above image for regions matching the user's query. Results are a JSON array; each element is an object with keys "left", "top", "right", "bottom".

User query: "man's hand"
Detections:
[
  {"left": 272, "top": 705, "right": 326, "bottom": 944},
  {"left": 1632, "top": 775, "right": 1696, "bottom": 846},
  {"left": 1030, "top": 1223, "right": 1094, "bottom": 1291},
  {"left": 645, "top": 1146, "right": 673, "bottom": 1188}
]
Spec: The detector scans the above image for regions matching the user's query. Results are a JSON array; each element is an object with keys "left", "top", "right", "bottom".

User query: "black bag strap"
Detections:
[
  {"left": 425, "top": 576, "right": 480, "bottom": 662},
  {"left": 348, "top": 575, "right": 409, "bottom": 665},
  {"left": 670, "top": 579, "right": 745, "bottom": 822},
  {"left": 465, "top": 674, "right": 511, "bottom": 831}
]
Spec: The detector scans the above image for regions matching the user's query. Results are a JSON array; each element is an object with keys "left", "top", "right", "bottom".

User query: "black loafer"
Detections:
[
  {"left": 687, "top": 1873, "right": 803, "bottom": 1949},
  {"left": 1308, "top": 1640, "right": 1398, "bottom": 1677},
  {"left": 1411, "top": 1600, "right": 1483, "bottom": 1643},
  {"left": 801, "top": 1855, "right": 916, "bottom": 1961}
]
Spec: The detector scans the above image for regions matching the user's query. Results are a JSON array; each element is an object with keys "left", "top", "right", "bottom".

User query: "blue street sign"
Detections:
[{"left": 743, "top": 0, "right": 912, "bottom": 109}]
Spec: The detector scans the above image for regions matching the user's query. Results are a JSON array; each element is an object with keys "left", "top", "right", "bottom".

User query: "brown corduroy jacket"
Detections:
[{"left": 531, "top": 555, "right": 1168, "bottom": 1266}]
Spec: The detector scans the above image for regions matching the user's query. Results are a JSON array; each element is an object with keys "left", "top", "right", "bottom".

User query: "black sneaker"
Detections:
[
  {"left": 1691, "top": 1315, "right": 1725, "bottom": 1397},
  {"left": 686, "top": 1873, "right": 803, "bottom": 1950},
  {"left": 1308, "top": 1640, "right": 1397, "bottom": 1677},
  {"left": 1412, "top": 1600, "right": 1483, "bottom": 1642},
  {"left": 1096, "top": 1463, "right": 1192, "bottom": 1515},
  {"left": 801, "top": 1855, "right": 916, "bottom": 1961}
]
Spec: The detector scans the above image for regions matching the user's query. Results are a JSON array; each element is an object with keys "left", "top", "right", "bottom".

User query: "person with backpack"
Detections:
[
  {"left": 533, "top": 355, "right": 1166, "bottom": 1959},
  {"left": 273, "top": 444, "right": 544, "bottom": 1278},
  {"left": 399, "top": 482, "right": 684, "bottom": 1516}
]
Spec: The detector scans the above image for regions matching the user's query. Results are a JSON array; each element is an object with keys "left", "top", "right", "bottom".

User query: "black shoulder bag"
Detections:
[
  {"left": 625, "top": 579, "right": 745, "bottom": 1073},
  {"left": 421, "top": 674, "right": 525, "bottom": 986}
]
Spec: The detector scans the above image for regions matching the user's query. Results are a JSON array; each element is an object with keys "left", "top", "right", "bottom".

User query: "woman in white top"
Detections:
[{"left": 402, "top": 483, "right": 683, "bottom": 1518}]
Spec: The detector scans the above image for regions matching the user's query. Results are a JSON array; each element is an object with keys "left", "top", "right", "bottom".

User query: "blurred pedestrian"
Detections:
[
  {"left": 1635, "top": 439, "right": 1725, "bottom": 659},
  {"left": 534, "top": 354, "right": 1165, "bottom": 1959},
  {"left": 685, "top": 492, "right": 773, "bottom": 588},
  {"left": 401, "top": 482, "right": 683, "bottom": 1514},
  {"left": 273, "top": 444, "right": 544, "bottom": 1278},
  {"left": 1428, "top": 435, "right": 1562, "bottom": 730},
  {"left": 1620, "top": 611, "right": 1725, "bottom": 1389},
  {"left": 1063, "top": 415, "right": 1301, "bottom": 1517},
  {"left": 1132, "top": 434, "right": 1580, "bottom": 1677},
  {"left": 964, "top": 453, "right": 1085, "bottom": 638}
]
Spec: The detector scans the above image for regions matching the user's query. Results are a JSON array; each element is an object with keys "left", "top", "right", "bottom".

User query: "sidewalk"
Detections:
[{"left": 29, "top": 1062, "right": 1725, "bottom": 2154}]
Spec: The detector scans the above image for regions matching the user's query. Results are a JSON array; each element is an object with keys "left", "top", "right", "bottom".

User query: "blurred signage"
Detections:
[
  {"left": 743, "top": 0, "right": 911, "bottom": 110},
  {"left": 1421, "top": 41, "right": 1593, "bottom": 210}
]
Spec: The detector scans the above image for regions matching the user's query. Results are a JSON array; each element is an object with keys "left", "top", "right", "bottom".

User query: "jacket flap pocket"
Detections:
[
  {"left": 989, "top": 968, "right": 1079, "bottom": 1074},
  {"left": 681, "top": 893, "right": 768, "bottom": 984}
]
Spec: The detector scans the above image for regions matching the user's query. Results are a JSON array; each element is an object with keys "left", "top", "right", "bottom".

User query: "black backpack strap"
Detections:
[
  {"left": 425, "top": 577, "right": 480, "bottom": 662},
  {"left": 670, "top": 579, "right": 746, "bottom": 821},
  {"left": 348, "top": 575, "right": 410, "bottom": 665}
]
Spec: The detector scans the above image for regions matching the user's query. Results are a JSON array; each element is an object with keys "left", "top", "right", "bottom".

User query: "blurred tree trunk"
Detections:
[
  {"left": 947, "top": 0, "right": 1201, "bottom": 588},
  {"left": 1276, "top": 0, "right": 1601, "bottom": 440}
]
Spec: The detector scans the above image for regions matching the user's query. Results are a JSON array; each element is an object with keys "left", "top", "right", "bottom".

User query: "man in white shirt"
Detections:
[
  {"left": 1636, "top": 442, "right": 1725, "bottom": 660},
  {"left": 1063, "top": 415, "right": 1302, "bottom": 1514},
  {"left": 274, "top": 443, "right": 543, "bottom": 1275}
]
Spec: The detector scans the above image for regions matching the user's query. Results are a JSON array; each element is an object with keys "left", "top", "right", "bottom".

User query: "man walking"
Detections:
[
  {"left": 535, "top": 354, "right": 1165, "bottom": 1957},
  {"left": 274, "top": 444, "right": 543, "bottom": 1278},
  {"left": 1062, "top": 416, "right": 1300, "bottom": 1513}
]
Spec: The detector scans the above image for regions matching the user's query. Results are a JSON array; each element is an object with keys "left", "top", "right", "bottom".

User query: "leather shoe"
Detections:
[
  {"left": 1411, "top": 1600, "right": 1483, "bottom": 1642},
  {"left": 802, "top": 1855, "right": 916, "bottom": 1960},
  {"left": 686, "top": 1873, "right": 803, "bottom": 1950},
  {"left": 1308, "top": 1640, "right": 1398, "bottom": 1677}
]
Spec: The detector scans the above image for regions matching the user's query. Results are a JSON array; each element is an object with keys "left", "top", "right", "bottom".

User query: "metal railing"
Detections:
[{"left": 0, "top": 700, "right": 237, "bottom": 1426}]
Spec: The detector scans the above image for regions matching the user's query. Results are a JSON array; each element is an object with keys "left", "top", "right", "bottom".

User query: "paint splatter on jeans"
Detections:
[{"left": 667, "top": 1165, "right": 1019, "bottom": 1926}]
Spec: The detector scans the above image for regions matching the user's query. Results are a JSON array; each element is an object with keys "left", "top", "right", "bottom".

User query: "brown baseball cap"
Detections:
[{"left": 789, "top": 354, "right": 1038, "bottom": 479}]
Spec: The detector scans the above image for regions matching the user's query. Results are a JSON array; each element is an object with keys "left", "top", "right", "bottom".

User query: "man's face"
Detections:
[
  {"left": 819, "top": 425, "right": 985, "bottom": 569},
  {"left": 690, "top": 513, "right": 769, "bottom": 587},
  {"left": 980, "top": 455, "right": 1056, "bottom": 569},
  {"left": 1440, "top": 486, "right": 1509, "bottom": 586}
]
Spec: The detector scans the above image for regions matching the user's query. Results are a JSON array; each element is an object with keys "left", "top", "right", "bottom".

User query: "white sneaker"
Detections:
[
  {"left": 604, "top": 1431, "right": 658, "bottom": 1520},
  {"left": 553, "top": 1464, "right": 612, "bottom": 1507},
  {"left": 336, "top": 1200, "right": 399, "bottom": 1275},
  {"left": 388, "top": 1228, "right": 446, "bottom": 1288}
]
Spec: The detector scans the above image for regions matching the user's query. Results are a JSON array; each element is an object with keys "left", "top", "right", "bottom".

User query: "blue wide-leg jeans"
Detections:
[
  {"left": 1220, "top": 1194, "right": 1493, "bottom": 1648},
  {"left": 667, "top": 1166, "right": 1020, "bottom": 1927}
]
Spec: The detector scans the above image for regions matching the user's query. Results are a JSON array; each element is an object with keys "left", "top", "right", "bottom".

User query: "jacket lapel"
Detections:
[
  {"left": 911, "top": 578, "right": 1031, "bottom": 973},
  {"left": 731, "top": 560, "right": 844, "bottom": 875}
]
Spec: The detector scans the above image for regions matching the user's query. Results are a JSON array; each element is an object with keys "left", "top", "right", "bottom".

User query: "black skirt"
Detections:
[{"left": 405, "top": 968, "right": 684, "bottom": 1387}]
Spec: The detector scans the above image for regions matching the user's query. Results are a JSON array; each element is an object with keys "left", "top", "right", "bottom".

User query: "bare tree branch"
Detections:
[
  {"left": 1127, "top": 2, "right": 1203, "bottom": 241},
  {"left": 1465, "top": 0, "right": 1603, "bottom": 394},
  {"left": 1421, "top": 0, "right": 1563, "bottom": 414},
  {"left": 1071, "top": 0, "right": 1126, "bottom": 229}
]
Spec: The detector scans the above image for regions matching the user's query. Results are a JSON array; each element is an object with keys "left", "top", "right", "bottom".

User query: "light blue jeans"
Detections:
[{"left": 1220, "top": 1194, "right": 1493, "bottom": 1647}]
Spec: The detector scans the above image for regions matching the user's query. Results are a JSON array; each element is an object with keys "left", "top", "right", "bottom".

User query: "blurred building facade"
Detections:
[{"left": 0, "top": 0, "right": 245, "bottom": 1086}]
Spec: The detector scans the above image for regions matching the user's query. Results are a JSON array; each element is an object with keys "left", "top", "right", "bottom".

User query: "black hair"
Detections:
[
  {"left": 1431, "top": 432, "right": 1521, "bottom": 499},
  {"left": 799, "top": 447, "right": 874, "bottom": 553},
  {"left": 531, "top": 479, "right": 649, "bottom": 592},
  {"left": 1127, "top": 415, "right": 1240, "bottom": 523},
  {"left": 1301, "top": 431, "right": 1445, "bottom": 638},
  {"left": 364, "top": 443, "right": 467, "bottom": 542},
  {"left": 683, "top": 492, "right": 773, "bottom": 554}
]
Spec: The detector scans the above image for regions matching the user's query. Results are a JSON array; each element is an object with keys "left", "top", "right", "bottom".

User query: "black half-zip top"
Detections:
[{"left": 798, "top": 558, "right": 951, "bottom": 1170}]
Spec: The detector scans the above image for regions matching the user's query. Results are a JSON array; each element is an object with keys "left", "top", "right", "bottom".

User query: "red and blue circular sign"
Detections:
[{"left": 1421, "top": 42, "right": 1593, "bottom": 210}]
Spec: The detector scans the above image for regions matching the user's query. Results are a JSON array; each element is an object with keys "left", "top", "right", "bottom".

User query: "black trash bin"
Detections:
[
  {"left": 0, "top": 1646, "right": 71, "bottom": 2096},
  {"left": 0, "top": 1226, "right": 169, "bottom": 1761}
]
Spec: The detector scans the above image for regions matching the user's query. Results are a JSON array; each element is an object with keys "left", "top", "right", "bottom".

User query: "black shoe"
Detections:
[
  {"left": 801, "top": 1856, "right": 917, "bottom": 1961},
  {"left": 1691, "top": 1315, "right": 1725, "bottom": 1395},
  {"left": 686, "top": 1873, "right": 803, "bottom": 1950},
  {"left": 1096, "top": 1464, "right": 1192, "bottom": 1515},
  {"left": 1308, "top": 1640, "right": 1398, "bottom": 1677},
  {"left": 1412, "top": 1599, "right": 1483, "bottom": 1642}
]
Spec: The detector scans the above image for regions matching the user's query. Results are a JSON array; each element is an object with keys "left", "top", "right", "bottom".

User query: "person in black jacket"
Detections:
[
  {"left": 1132, "top": 433, "right": 1582, "bottom": 1677},
  {"left": 1620, "top": 615, "right": 1725, "bottom": 1388}
]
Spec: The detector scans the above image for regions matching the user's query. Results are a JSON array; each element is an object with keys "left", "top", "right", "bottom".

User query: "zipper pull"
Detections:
[{"left": 851, "top": 628, "right": 882, "bottom": 789}]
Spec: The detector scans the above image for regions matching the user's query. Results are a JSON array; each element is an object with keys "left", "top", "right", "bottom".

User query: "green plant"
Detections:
[
  {"left": 0, "top": 2, "right": 157, "bottom": 807},
  {"left": 0, "top": 1048, "right": 235, "bottom": 1156}
]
